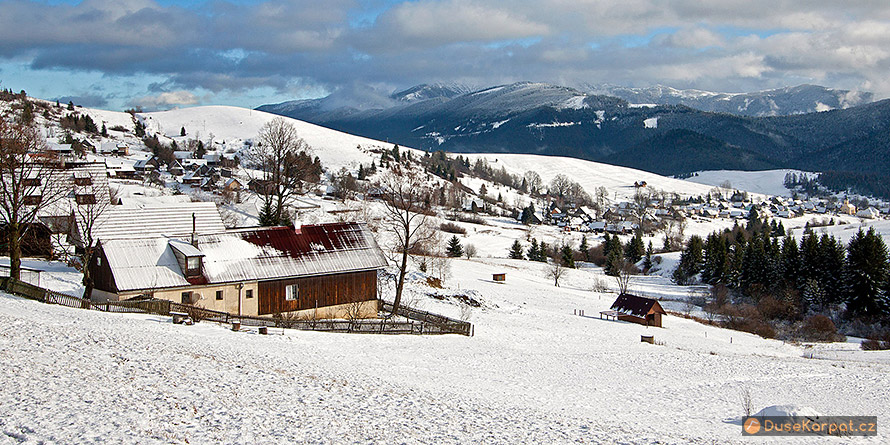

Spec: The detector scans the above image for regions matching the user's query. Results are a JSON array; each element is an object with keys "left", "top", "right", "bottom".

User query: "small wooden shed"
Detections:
[
  {"left": 607, "top": 293, "right": 666, "bottom": 327},
  {"left": 492, "top": 273, "right": 506, "bottom": 282}
]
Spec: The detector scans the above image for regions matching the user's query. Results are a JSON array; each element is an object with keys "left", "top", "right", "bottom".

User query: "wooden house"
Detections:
[
  {"left": 605, "top": 294, "right": 666, "bottom": 327},
  {"left": 88, "top": 222, "right": 387, "bottom": 320}
]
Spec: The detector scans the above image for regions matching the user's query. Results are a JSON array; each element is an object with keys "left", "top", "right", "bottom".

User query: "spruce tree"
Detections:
[
  {"left": 446, "top": 235, "right": 463, "bottom": 257},
  {"left": 180, "top": 126, "right": 186, "bottom": 136},
  {"left": 538, "top": 242, "right": 549, "bottom": 262},
  {"left": 508, "top": 240, "right": 525, "bottom": 260},
  {"left": 101, "top": 123, "right": 108, "bottom": 137},
  {"left": 643, "top": 241, "right": 654, "bottom": 272},
  {"left": 845, "top": 228, "right": 889, "bottom": 316},
  {"left": 527, "top": 238, "right": 540, "bottom": 261},
  {"left": 560, "top": 244, "right": 575, "bottom": 268},
  {"left": 624, "top": 232, "right": 645, "bottom": 264},
  {"left": 579, "top": 235, "right": 589, "bottom": 262}
]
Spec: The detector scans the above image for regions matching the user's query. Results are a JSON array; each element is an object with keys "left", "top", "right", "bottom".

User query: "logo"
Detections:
[{"left": 743, "top": 418, "right": 761, "bottom": 434}]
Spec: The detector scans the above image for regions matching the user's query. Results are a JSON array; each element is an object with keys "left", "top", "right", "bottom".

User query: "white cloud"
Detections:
[{"left": 130, "top": 90, "right": 200, "bottom": 110}]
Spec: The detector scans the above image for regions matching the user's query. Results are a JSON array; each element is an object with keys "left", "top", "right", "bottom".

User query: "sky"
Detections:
[{"left": 2, "top": 0, "right": 890, "bottom": 111}]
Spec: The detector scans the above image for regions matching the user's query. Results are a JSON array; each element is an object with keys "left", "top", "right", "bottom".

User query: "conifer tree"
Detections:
[
  {"left": 527, "top": 238, "right": 540, "bottom": 261},
  {"left": 579, "top": 235, "right": 589, "bottom": 262},
  {"left": 643, "top": 241, "right": 654, "bottom": 272},
  {"left": 509, "top": 240, "right": 525, "bottom": 260},
  {"left": 624, "top": 232, "right": 645, "bottom": 264},
  {"left": 446, "top": 235, "right": 464, "bottom": 258},
  {"left": 560, "top": 244, "right": 575, "bottom": 268},
  {"left": 845, "top": 228, "right": 889, "bottom": 316},
  {"left": 180, "top": 126, "right": 186, "bottom": 136}
]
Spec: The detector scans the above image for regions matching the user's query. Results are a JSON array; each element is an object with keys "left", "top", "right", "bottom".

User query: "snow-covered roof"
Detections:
[
  {"left": 86, "top": 202, "right": 226, "bottom": 242},
  {"left": 33, "top": 162, "right": 111, "bottom": 218},
  {"left": 101, "top": 223, "right": 387, "bottom": 292}
]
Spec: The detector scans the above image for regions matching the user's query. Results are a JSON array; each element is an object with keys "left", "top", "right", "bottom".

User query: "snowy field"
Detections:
[
  {"left": 2, "top": 258, "right": 888, "bottom": 444},
  {"left": 683, "top": 169, "right": 806, "bottom": 197}
]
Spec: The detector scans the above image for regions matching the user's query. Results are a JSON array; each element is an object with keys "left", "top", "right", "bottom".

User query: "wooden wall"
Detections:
[{"left": 257, "top": 270, "right": 378, "bottom": 316}]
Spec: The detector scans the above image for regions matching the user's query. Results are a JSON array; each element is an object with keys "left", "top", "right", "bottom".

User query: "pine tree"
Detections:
[
  {"left": 527, "top": 238, "right": 540, "bottom": 261},
  {"left": 624, "top": 232, "right": 645, "bottom": 264},
  {"left": 446, "top": 235, "right": 463, "bottom": 258},
  {"left": 673, "top": 235, "right": 704, "bottom": 285},
  {"left": 180, "top": 126, "right": 186, "bottom": 136},
  {"left": 101, "top": 123, "right": 108, "bottom": 137},
  {"left": 67, "top": 101, "right": 74, "bottom": 111},
  {"left": 643, "top": 241, "right": 654, "bottom": 272},
  {"left": 845, "top": 228, "right": 889, "bottom": 317},
  {"left": 538, "top": 242, "right": 549, "bottom": 262},
  {"left": 560, "top": 244, "right": 575, "bottom": 268},
  {"left": 508, "top": 240, "right": 525, "bottom": 260},
  {"left": 579, "top": 235, "right": 589, "bottom": 262}
]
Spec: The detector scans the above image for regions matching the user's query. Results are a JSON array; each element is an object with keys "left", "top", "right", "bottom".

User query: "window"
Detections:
[
  {"left": 285, "top": 283, "right": 299, "bottom": 301},
  {"left": 215, "top": 290, "right": 223, "bottom": 300},
  {"left": 96, "top": 256, "right": 101, "bottom": 267},
  {"left": 181, "top": 292, "right": 192, "bottom": 304},
  {"left": 245, "top": 289, "right": 253, "bottom": 299},
  {"left": 186, "top": 257, "right": 200, "bottom": 271},
  {"left": 75, "top": 194, "right": 97, "bottom": 205},
  {"left": 74, "top": 177, "right": 92, "bottom": 186},
  {"left": 24, "top": 195, "right": 42, "bottom": 205},
  {"left": 23, "top": 178, "right": 41, "bottom": 187}
]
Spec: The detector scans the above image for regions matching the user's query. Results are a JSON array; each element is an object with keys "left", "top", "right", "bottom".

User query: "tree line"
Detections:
[{"left": 673, "top": 210, "right": 889, "bottom": 323}]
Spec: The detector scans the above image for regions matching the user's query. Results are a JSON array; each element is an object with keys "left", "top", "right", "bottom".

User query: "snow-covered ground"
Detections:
[
  {"left": 462, "top": 153, "right": 734, "bottom": 202},
  {"left": 2, "top": 258, "right": 888, "bottom": 443},
  {"left": 683, "top": 169, "right": 806, "bottom": 197}
]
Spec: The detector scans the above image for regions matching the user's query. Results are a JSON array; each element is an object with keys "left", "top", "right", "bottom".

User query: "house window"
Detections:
[
  {"left": 186, "top": 257, "right": 201, "bottom": 275},
  {"left": 181, "top": 291, "right": 192, "bottom": 304},
  {"left": 245, "top": 289, "right": 253, "bottom": 299},
  {"left": 96, "top": 256, "right": 102, "bottom": 267},
  {"left": 23, "top": 178, "right": 41, "bottom": 187},
  {"left": 24, "top": 195, "right": 42, "bottom": 205},
  {"left": 75, "top": 194, "right": 97, "bottom": 205},
  {"left": 74, "top": 177, "right": 92, "bottom": 186},
  {"left": 285, "top": 283, "right": 299, "bottom": 301},
  {"left": 215, "top": 290, "right": 223, "bottom": 300}
]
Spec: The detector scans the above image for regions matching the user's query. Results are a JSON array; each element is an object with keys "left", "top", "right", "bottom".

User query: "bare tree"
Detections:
[
  {"left": 633, "top": 188, "right": 652, "bottom": 233},
  {"left": 71, "top": 175, "right": 115, "bottom": 301},
  {"left": 0, "top": 117, "right": 64, "bottom": 280},
  {"left": 614, "top": 260, "right": 635, "bottom": 295},
  {"left": 375, "top": 164, "right": 435, "bottom": 315},
  {"left": 463, "top": 243, "right": 477, "bottom": 259},
  {"left": 547, "top": 253, "right": 567, "bottom": 287},
  {"left": 523, "top": 170, "right": 543, "bottom": 195},
  {"left": 246, "top": 118, "right": 317, "bottom": 226}
]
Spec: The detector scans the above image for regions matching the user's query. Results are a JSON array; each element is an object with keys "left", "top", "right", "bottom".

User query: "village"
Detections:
[{"left": 2, "top": 98, "right": 889, "bottom": 443}]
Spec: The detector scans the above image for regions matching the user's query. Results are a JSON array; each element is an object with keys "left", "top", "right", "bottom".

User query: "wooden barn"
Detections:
[
  {"left": 605, "top": 293, "right": 666, "bottom": 327},
  {"left": 88, "top": 222, "right": 387, "bottom": 320}
]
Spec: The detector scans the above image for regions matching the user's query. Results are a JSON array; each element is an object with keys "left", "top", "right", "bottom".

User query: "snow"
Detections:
[
  {"left": 2, "top": 256, "right": 889, "bottom": 443},
  {"left": 463, "top": 153, "right": 720, "bottom": 201},
  {"left": 558, "top": 95, "right": 588, "bottom": 110},
  {"left": 643, "top": 117, "right": 658, "bottom": 129},
  {"left": 527, "top": 121, "right": 580, "bottom": 129},
  {"left": 684, "top": 169, "right": 811, "bottom": 197},
  {"left": 139, "top": 106, "right": 412, "bottom": 171}
]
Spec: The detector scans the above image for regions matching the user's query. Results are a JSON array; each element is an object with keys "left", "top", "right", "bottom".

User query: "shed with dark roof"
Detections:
[{"left": 606, "top": 293, "right": 666, "bottom": 327}]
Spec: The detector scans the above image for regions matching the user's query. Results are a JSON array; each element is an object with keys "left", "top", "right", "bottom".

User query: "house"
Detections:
[
  {"left": 72, "top": 201, "right": 227, "bottom": 248},
  {"left": 606, "top": 293, "right": 666, "bottom": 327},
  {"left": 587, "top": 221, "right": 606, "bottom": 233},
  {"left": 133, "top": 157, "right": 158, "bottom": 172},
  {"left": 839, "top": 200, "right": 856, "bottom": 215},
  {"left": 856, "top": 207, "right": 881, "bottom": 219},
  {"left": 99, "top": 142, "right": 129, "bottom": 156},
  {"left": 223, "top": 177, "right": 244, "bottom": 193},
  {"left": 88, "top": 223, "right": 388, "bottom": 319},
  {"left": 168, "top": 161, "right": 185, "bottom": 177},
  {"left": 173, "top": 150, "right": 193, "bottom": 161}
]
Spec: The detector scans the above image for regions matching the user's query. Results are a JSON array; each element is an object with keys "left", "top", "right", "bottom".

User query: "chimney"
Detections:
[{"left": 190, "top": 212, "right": 198, "bottom": 248}]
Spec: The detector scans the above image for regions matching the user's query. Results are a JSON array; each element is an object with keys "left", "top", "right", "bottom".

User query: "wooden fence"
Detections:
[{"left": 1, "top": 278, "right": 473, "bottom": 336}]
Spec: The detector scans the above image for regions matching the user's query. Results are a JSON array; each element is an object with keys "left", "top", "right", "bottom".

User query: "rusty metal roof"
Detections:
[{"left": 102, "top": 222, "right": 388, "bottom": 292}]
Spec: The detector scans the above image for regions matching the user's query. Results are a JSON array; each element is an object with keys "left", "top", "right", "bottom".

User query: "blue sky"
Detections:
[{"left": 2, "top": 0, "right": 889, "bottom": 110}]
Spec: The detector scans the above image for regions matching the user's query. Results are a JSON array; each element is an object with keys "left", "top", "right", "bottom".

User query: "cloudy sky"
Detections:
[{"left": 2, "top": 0, "right": 890, "bottom": 110}]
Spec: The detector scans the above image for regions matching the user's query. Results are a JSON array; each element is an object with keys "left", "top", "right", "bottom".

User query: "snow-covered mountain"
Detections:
[{"left": 581, "top": 83, "right": 874, "bottom": 116}]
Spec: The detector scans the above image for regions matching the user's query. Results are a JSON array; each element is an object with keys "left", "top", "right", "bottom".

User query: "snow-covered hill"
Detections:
[{"left": 3, "top": 256, "right": 889, "bottom": 443}]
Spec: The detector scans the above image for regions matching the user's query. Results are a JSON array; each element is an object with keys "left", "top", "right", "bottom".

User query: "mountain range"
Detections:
[{"left": 258, "top": 82, "right": 890, "bottom": 182}]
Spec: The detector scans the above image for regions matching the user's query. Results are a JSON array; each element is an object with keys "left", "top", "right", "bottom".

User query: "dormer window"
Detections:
[
  {"left": 75, "top": 194, "right": 97, "bottom": 205},
  {"left": 24, "top": 195, "right": 42, "bottom": 205},
  {"left": 169, "top": 239, "right": 205, "bottom": 279},
  {"left": 74, "top": 177, "right": 92, "bottom": 186},
  {"left": 186, "top": 256, "right": 202, "bottom": 277},
  {"left": 24, "top": 178, "right": 41, "bottom": 187}
]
